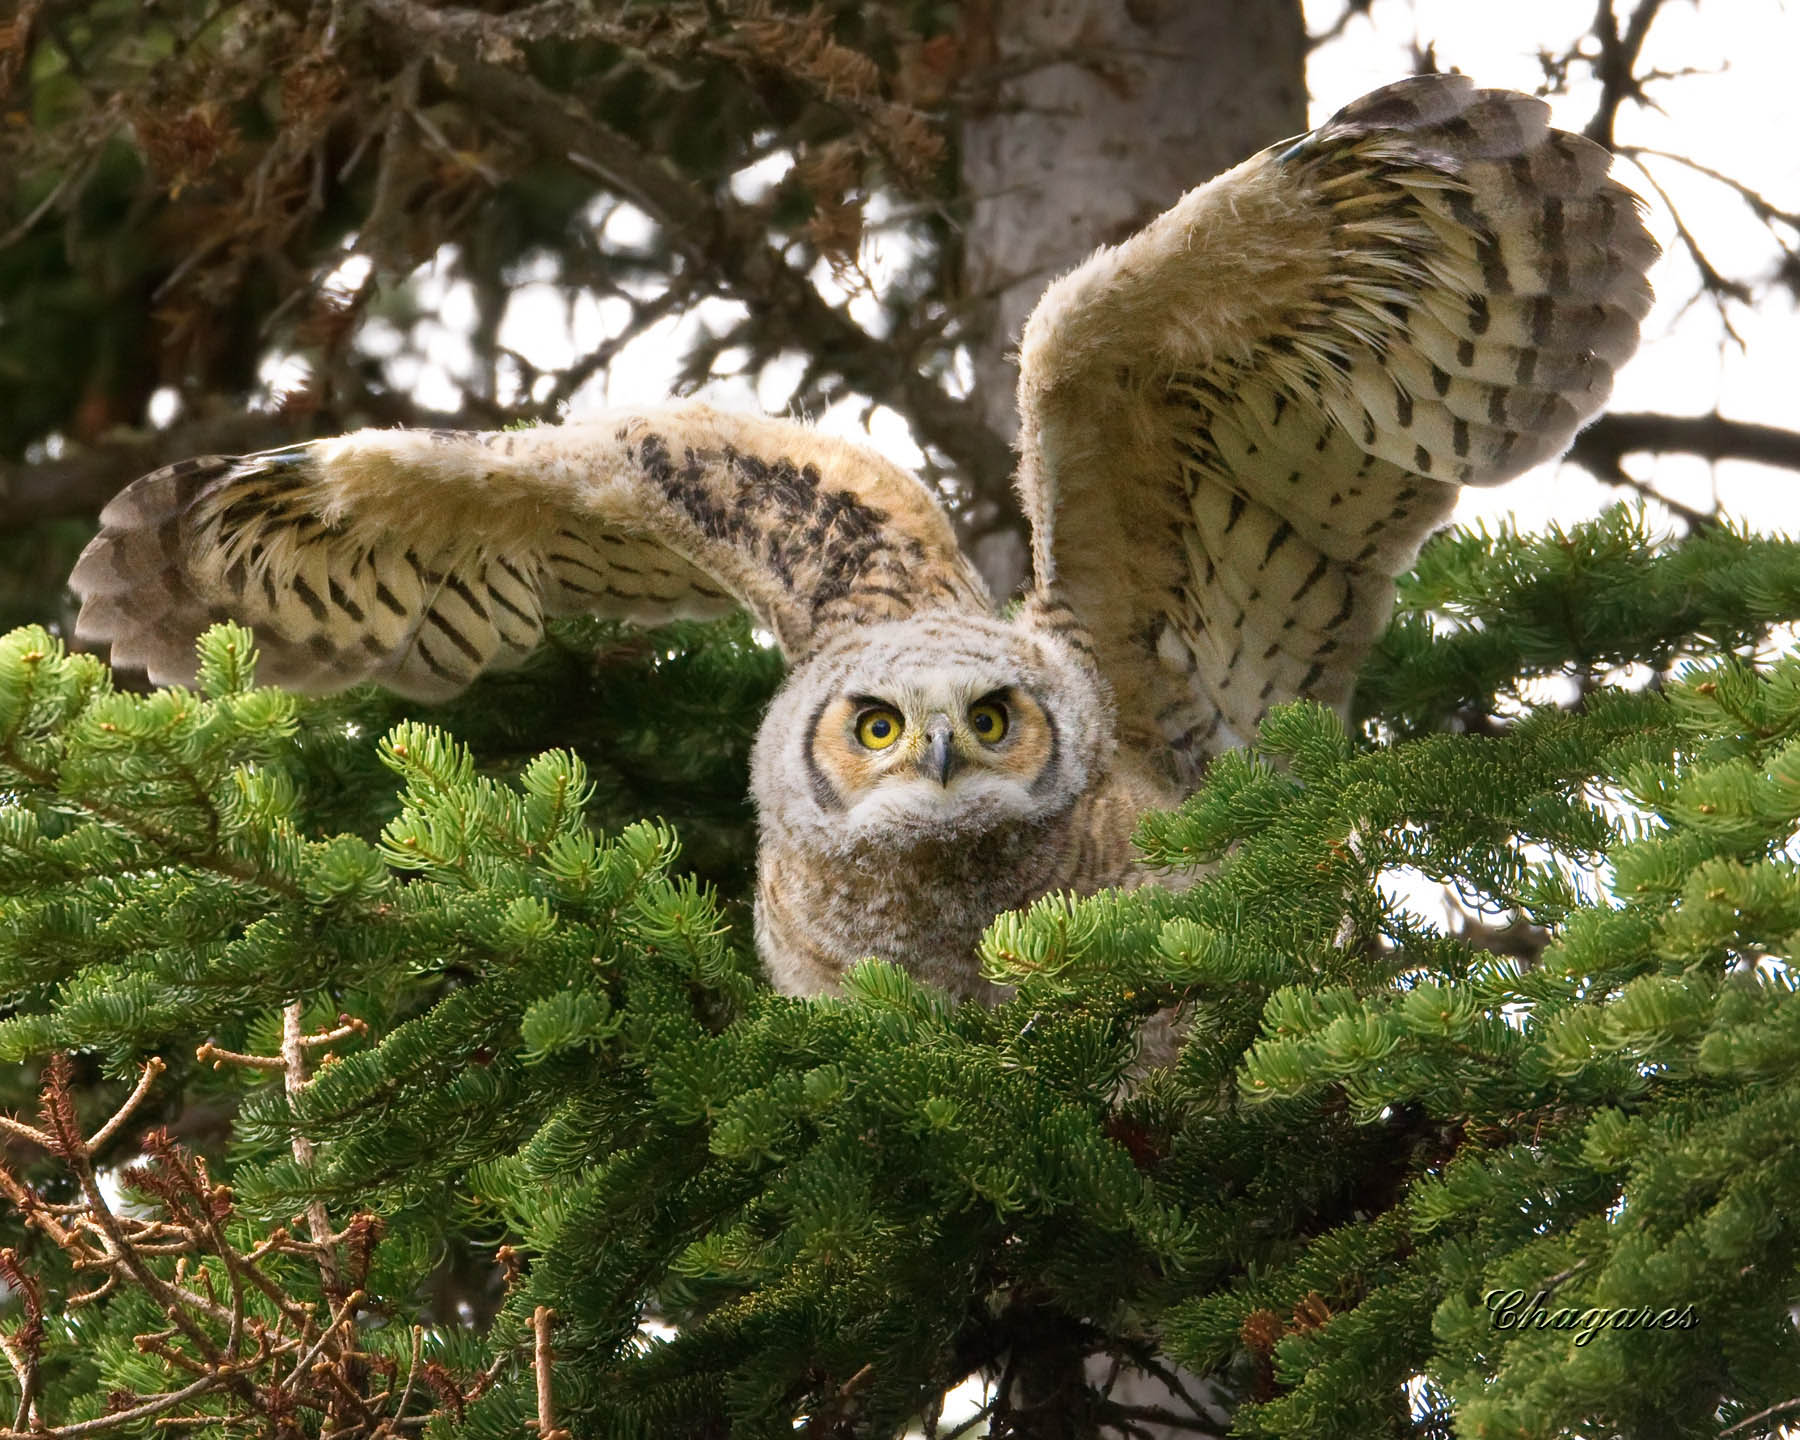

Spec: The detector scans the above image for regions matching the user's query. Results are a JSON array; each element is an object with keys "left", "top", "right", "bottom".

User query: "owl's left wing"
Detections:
[
  {"left": 1014, "top": 75, "right": 1657, "bottom": 788},
  {"left": 71, "top": 404, "right": 987, "bottom": 698}
]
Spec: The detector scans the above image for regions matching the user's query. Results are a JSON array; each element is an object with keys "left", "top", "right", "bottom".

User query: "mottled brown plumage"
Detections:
[{"left": 70, "top": 76, "right": 1656, "bottom": 1021}]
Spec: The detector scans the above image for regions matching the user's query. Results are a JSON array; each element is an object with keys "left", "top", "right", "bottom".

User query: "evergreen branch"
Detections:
[
  {"left": 11, "top": 501, "right": 1800, "bottom": 1427},
  {"left": 1357, "top": 509, "right": 1800, "bottom": 731},
  {"left": 0, "top": 729, "right": 306, "bottom": 906}
]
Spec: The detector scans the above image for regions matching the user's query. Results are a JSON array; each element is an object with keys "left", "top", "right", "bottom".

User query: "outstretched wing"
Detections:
[
  {"left": 1013, "top": 74, "right": 1657, "bottom": 787},
  {"left": 72, "top": 403, "right": 988, "bottom": 698}
]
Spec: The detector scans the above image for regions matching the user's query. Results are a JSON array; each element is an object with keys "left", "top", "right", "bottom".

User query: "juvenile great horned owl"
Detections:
[{"left": 71, "top": 76, "right": 1656, "bottom": 1003}]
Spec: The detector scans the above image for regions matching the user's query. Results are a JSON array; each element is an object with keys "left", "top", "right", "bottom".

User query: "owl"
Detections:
[{"left": 70, "top": 76, "right": 1656, "bottom": 1005}]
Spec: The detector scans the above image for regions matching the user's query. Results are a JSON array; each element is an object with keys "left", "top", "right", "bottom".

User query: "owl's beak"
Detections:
[{"left": 922, "top": 713, "right": 956, "bottom": 786}]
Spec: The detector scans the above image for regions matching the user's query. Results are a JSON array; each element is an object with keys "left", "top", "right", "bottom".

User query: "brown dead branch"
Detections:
[
  {"left": 530, "top": 1305, "right": 570, "bottom": 1440},
  {"left": 0, "top": 1042, "right": 501, "bottom": 1437},
  {"left": 282, "top": 1002, "right": 345, "bottom": 1303}
]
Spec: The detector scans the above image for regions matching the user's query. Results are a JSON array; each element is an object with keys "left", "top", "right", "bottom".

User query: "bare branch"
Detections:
[
  {"left": 1583, "top": 0, "right": 1670, "bottom": 148},
  {"left": 282, "top": 1002, "right": 346, "bottom": 1302},
  {"left": 530, "top": 1306, "right": 570, "bottom": 1440},
  {"left": 0, "top": 1113, "right": 53, "bottom": 1151},
  {"left": 278, "top": 1287, "right": 365, "bottom": 1394},
  {"left": 1305, "top": 0, "right": 1376, "bottom": 51},
  {"left": 1565, "top": 411, "right": 1800, "bottom": 530},
  {"left": 86, "top": 1058, "right": 165, "bottom": 1154},
  {"left": 1622, "top": 144, "right": 1800, "bottom": 264},
  {"left": 358, "top": 0, "right": 696, "bottom": 51},
  {"left": 0, "top": 1372, "right": 223, "bottom": 1440},
  {"left": 1573, "top": 411, "right": 1800, "bottom": 474},
  {"left": 298, "top": 1016, "right": 369, "bottom": 1050},
  {"left": 1721, "top": 1395, "right": 1800, "bottom": 1439},
  {"left": 0, "top": 1164, "right": 78, "bottom": 1251},
  {"left": 1624, "top": 159, "right": 1754, "bottom": 338},
  {"left": 196, "top": 1042, "right": 287, "bottom": 1072},
  {"left": 0, "top": 1252, "right": 44, "bottom": 1433}
]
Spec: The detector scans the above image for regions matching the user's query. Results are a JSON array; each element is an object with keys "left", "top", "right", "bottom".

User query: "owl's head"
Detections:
[{"left": 750, "top": 612, "right": 1112, "bottom": 854}]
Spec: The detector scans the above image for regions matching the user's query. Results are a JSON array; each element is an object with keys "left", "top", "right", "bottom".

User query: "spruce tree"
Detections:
[{"left": 4, "top": 507, "right": 1800, "bottom": 1437}]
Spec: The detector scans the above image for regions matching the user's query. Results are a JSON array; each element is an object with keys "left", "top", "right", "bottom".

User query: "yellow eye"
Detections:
[
  {"left": 856, "top": 707, "right": 904, "bottom": 750},
  {"left": 968, "top": 700, "right": 1008, "bottom": 743}
]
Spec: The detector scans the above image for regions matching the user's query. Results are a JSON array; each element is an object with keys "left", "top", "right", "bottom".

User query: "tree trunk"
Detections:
[{"left": 956, "top": 0, "right": 1307, "bottom": 599}]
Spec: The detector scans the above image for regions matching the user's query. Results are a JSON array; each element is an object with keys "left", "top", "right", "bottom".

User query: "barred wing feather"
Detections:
[
  {"left": 1013, "top": 73, "right": 1656, "bottom": 788},
  {"left": 71, "top": 404, "right": 988, "bottom": 699}
]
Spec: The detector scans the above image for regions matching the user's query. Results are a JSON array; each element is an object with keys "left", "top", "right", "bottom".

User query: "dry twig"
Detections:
[
  {"left": 530, "top": 1306, "right": 570, "bottom": 1440},
  {"left": 0, "top": 1034, "right": 493, "bottom": 1437}
]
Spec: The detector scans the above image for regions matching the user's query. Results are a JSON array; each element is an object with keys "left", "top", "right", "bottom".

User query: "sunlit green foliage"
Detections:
[{"left": 6, "top": 510, "right": 1800, "bottom": 1436}]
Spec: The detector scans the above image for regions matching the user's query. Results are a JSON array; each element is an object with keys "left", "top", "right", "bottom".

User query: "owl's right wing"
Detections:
[
  {"left": 1013, "top": 75, "right": 1657, "bottom": 789},
  {"left": 71, "top": 403, "right": 988, "bottom": 698}
]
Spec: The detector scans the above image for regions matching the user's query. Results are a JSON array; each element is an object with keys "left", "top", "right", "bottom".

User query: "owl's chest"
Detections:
[
  {"left": 755, "top": 766, "right": 1172, "bottom": 1000},
  {"left": 757, "top": 820, "right": 1064, "bottom": 1001}
]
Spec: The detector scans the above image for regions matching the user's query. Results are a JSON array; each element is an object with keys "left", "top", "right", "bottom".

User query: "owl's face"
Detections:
[{"left": 751, "top": 613, "right": 1111, "bottom": 854}]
